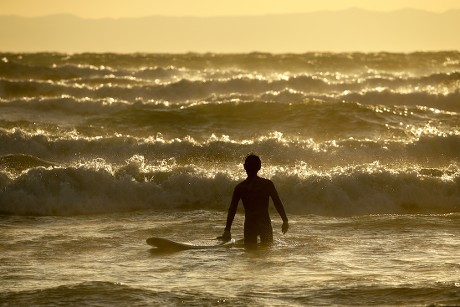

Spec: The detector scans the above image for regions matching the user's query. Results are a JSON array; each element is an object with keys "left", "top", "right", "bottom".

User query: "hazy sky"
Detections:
[
  {"left": 2, "top": 0, "right": 459, "bottom": 52},
  {"left": 3, "top": 0, "right": 460, "bottom": 18}
]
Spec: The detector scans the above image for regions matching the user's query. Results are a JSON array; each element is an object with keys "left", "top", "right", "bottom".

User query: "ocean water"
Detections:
[{"left": 0, "top": 52, "right": 460, "bottom": 306}]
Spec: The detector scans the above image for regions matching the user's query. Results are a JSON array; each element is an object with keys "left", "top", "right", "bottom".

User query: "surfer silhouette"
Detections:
[{"left": 222, "top": 154, "right": 289, "bottom": 246}]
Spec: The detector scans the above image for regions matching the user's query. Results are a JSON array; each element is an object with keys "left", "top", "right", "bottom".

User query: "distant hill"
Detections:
[{"left": 1, "top": 9, "right": 459, "bottom": 53}]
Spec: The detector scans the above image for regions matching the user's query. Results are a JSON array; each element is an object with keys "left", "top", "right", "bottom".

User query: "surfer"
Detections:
[{"left": 222, "top": 154, "right": 289, "bottom": 246}]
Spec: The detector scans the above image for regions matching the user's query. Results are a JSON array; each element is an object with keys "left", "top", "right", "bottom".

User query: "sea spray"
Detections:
[
  {"left": 0, "top": 52, "right": 459, "bottom": 216},
  {"left": 1, "top": 154, "right": 458, "bottom": 215}
]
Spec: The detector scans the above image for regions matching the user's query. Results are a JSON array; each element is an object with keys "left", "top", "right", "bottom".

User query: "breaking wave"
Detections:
[
  {"left": 1, "top": 154, "right": 459, "bottom": 216},
  {"left": 1, "top": 52, "right": 459, "bottom": 217}
]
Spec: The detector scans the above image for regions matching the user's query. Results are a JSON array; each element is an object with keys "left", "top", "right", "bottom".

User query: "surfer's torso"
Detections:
[
  {"left": 236, "top": 176, "right": 273, "bottom": 220},
  {"left": 235, "top": 176, "right": 275, "bottom": 244}
]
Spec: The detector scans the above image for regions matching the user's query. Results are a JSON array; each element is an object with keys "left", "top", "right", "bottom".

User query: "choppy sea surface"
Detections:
[{"left": 1, "top": 52, "right": 459, "bottom": 306}]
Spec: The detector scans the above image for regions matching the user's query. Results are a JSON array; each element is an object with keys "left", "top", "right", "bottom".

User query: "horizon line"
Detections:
[{"left": 2, "top": 7, "right": 460, "bottom": 20}]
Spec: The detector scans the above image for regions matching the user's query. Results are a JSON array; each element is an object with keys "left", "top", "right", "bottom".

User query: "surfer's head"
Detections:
[{"left": 244, "top": 154, "right": 261, "bottom": 175}]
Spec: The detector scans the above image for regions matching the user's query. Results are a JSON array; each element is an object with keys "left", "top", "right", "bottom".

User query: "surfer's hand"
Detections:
[
  {"left": 282, "top": 221, "right": 289, "bottom": 234},
  {"left": 222, "top": 230, "right": 232, "bottom": 241}
]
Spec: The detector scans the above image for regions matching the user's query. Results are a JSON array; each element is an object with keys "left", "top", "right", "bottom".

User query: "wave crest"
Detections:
[{"left": 1, "top": 157, "right": 458, "bottom": 216}]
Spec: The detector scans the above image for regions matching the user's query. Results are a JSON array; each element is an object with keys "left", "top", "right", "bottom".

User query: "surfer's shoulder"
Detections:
[
  {"left": 239, "top": 176, "right": 273, "bottom": 187},
  {"left": 257, "top": 176, "right": 273, "bottom": 186}
]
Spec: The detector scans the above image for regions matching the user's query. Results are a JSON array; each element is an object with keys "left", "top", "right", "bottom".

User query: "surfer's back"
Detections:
[{"left": 236, "top": 176, "right": 273, "bottom": 218}]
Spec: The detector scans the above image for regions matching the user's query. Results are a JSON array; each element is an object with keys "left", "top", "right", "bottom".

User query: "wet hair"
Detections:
[{"left": 244, "top": 154, "right": 261, "bottom": 173}]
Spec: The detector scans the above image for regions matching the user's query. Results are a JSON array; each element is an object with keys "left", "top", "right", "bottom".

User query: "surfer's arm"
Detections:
[
  {"left": 269, "top": 181, "right": 289, "bottom": 234},
  {"left": 224, "top": 186, "right": 240, "bottom": 235}
]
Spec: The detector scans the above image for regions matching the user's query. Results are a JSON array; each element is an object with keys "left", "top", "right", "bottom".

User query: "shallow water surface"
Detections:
[{"left": 1, "top": 211, "right": 459, "bottom": 306}]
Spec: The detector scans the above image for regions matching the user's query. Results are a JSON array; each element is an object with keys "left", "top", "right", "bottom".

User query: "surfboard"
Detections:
[{"left": 146, "top": 237, "right": 236, "bottom": 251}]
